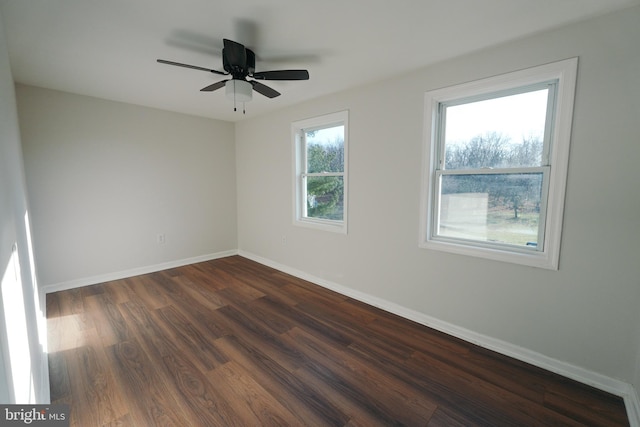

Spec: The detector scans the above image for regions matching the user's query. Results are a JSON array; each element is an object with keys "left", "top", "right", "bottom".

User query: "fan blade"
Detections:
[
  {"left": 200, "top": 80, "right": 228, "bottom": 92},
  {"left": 252, "top": 70, "right": 309, "bottom": 80},
  {"left": 250, "top": 81, "right": 280, "bottom": 98},
  {"left": 223, "top": 39, "right": 247, "bottom": 68},
  {"left": 157, "top": 59, "right": 226, "bottom": 75}
]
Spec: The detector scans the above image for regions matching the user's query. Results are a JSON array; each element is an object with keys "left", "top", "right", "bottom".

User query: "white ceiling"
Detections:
[{"left": 1, "top": 0, "right": 638, "bottom": 122}]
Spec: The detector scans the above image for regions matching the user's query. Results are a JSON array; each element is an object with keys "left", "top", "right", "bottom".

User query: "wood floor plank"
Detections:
[
  {"left": 292, "top": 364, "right": 392, "bottom": 427},
  {"left": 427, "top": 406, "right": 480, "bottom": 426},
  {"left": 70, "top": 328, "right": 128, "bottom": 425},
  {"left": 106, "top": 339, "right": 190, "bottom": 427},
  {"left": 47, "top": 256, "right": 630, "bottom": 426},
  {"left": 253, "top": 292, "right": 354, "bottom": 348},
  {"left": 124, "top": 275, "right": 170, "bottom": 310},
  {"left": 296, "top": 298, "right": 411, "bottom": 357},
  {"left": 182, "top": 265, "right": 229, "bottom": 291},
  {"left": 543, "top": 378, "right": 630, "bottom": 426},
  {"left": 406, "top": 346, "right": 586, "bottom": 426},
  {"left": 216, "top": 304, "right": 305, "bottom": 372},
  {"left": 217, "top": 262, "right": 301, "bottom": 307},
  {"left": 283, "top": 326, "right": 439, "bottom": 425},
  {"left": 214, "top": 335, "right": 349, "bottom": 426},
  {"left": 65, "top": 346, "right": 114, "bottom": 425},
  {"left": 47, "top": 306, "right": 90, "bottom": 354},
  {"left": 190, "top": 261, "right": 235, "bottom": 291},
  {"left": 118, "top": 300, "right": 245, "bottom": 426},
  {"left": 170, "top": 274, "right": 227, "bottom": 310},
  {"left": 245, "top": 296, "right": 297, "bottom": 335},
  {"left": 102, "top": 279, "right": 135, "bottom": 305},
  {"left": 154, "top": 304, "right": 228, "bottom": 371},
  {"left": 83, "top": 294, "right": 127, "bottom": 348},
  {"left": 206, "top": 361, "right": 302, "bottom": 426},
  {"left": 46, "top": 291, "right": 62, "bottom": 318},
  {"left": 47, "top": 350, "right": 70, "bottom": 402},
  {"left": 55, "top": 287, "right": 94, "bottom": 332}
]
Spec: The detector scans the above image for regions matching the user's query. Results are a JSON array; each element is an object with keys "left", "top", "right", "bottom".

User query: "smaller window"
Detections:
[{"left": 293, "top": 111, "right": 348, "bottom": 233}]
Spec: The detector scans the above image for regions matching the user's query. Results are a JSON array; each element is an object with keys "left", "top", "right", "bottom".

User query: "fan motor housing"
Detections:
[{"left": 222, "top": 47, "right": 256, "bottom": 77}]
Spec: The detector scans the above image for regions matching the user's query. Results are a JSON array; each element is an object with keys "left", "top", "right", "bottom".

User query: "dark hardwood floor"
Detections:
[{"left": 47, "top": 256, "right": 629, "bottom": 426}]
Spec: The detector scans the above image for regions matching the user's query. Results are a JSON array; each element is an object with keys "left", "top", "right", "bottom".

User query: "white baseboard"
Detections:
[
  {"left": 627, "top": 386, "right": 640, "bottom": 427},
  {"left": 42, "top": 250, "right": 238, "bottom": 294},
  {"left": 238, "top": 250, "right": 640, "bottom": 427}
]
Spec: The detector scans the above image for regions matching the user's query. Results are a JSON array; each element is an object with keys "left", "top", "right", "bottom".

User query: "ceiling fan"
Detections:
[{"left": 158, "top": 38, "right": 310, "bottom": 113}]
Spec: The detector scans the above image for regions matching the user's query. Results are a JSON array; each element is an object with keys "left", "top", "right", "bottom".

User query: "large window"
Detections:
[
  {"left": 420, "top": 59, "right": 578, "bottom": 269},
  {"left": 293, "top": 111, "right": 348, "bottom": 233}
]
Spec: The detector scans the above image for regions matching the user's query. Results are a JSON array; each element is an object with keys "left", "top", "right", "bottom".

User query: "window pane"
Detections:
[
  {"left": 438, "top": 173, "right": 543, "bottom": 247},
  {"left": 444, "top": 89, "right": 548, "bottom": 169},
  {"left": 306, "top": 176, "right": 344, "bottom": 220},
  {"left": 306, "top": 125, "right": 344, "bottom": 173}
]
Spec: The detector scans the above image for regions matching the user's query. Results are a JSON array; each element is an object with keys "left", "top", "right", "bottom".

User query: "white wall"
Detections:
[
  {"left": 17, "top": 85, "right": 237, "bottom": 288},
  {"left": 0, "top": 12, "right": 48, "bottom": 403},
  {"left": 236, "top": 5, "right": 640, "bottom": 389}
]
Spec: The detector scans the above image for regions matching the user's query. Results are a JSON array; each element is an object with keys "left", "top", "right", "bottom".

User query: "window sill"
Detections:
[
  {"left": 295, "top": 218, "right": 347, "bottom": 234},
  {"left": 420, "top": 238, "right": 558, "bottom": 270}
]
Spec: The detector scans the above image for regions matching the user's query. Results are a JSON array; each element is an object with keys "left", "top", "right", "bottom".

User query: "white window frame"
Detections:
[
  {"left": 293, "top": 110, "right": 349, "bottom": 234},
  {"left": 419, "top": 58, "right": 578, "bottom": 269}
]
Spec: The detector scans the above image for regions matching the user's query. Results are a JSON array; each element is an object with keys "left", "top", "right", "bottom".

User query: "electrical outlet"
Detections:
[
  {"left": 157, "top": 233, "right": 166, "bottom": 244},
  {"left": 281, "top": 235, "right": 287, "bottom": 245}
]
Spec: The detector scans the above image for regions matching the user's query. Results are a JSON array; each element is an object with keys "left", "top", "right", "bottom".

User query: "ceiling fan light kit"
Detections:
[
  {"left": 158, "top": 38, "right": 309, "bottom": 114},
  {"left": 226, "top": 79, "right": 252, "bottom": 99},
  {"left": 226, "top": 79, "right": 252, "bottom": 113}
]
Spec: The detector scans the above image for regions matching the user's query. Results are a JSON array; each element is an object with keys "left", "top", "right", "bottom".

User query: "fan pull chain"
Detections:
[{"left": 231, "top": 89, "right": 246, "bottom": 114}]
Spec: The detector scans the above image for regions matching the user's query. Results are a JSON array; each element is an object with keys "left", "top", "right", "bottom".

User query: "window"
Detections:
[
  {"left": 420, "top": 58, "right": 578, "bottom": 269},
  {"left": 293, "top": 111, "right": 348, "bottom": 233}
]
